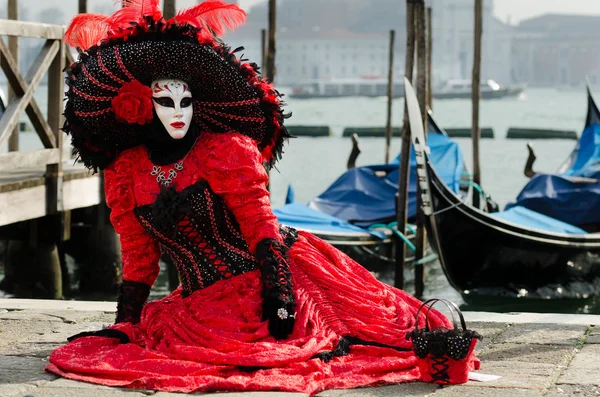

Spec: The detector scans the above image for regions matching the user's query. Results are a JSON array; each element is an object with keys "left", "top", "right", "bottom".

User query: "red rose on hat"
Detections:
[{"left": 111, "top": 80, "right": 153, "bottom": 125}]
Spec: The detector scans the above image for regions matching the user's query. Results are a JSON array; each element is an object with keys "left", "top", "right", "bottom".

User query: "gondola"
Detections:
[
  {"left": 404, "top": 78, "right": 600, "bottom": 299},
  {"left": 274, "top": 115, "right": 464, "bottom": 274}
]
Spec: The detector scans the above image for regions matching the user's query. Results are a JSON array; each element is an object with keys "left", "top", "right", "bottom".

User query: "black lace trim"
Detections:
[
  {"left": 406, "top": 328, "right": 482, "bottom": 360},
  {"left": 115, "top": 280, "right": 151, "bottom": 324},
  {"left": 311, "top": 335, "right": 412, "bottom": 363},
  {"left": 256, "top": 239, "right": 294, "bottom": 304}
]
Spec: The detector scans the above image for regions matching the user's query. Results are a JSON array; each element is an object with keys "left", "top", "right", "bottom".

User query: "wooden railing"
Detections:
[{"left": 0, "top": 19, "right": 70, "bottom": 215}]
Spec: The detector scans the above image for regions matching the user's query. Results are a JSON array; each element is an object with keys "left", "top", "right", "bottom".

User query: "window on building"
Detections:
[
  {"left": 341, "top": 66, "right": 346, "bottom": 75},
  {"left": 302, "top": 66, "right": 307, "bottom": 75}
]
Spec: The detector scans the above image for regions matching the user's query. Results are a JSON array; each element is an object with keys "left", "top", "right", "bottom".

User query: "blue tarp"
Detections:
[
  {"left": 273, "top": 202, "right": 386, "bottom": 239},
  {"left": 506, "top": 124, "right": 600, "bottom": 227},
  {"left": 307, "top": 133, "right": 465, "bottom": 226},
  {"left": 490, "top": 205, "right": 588, "bottom": 235}
]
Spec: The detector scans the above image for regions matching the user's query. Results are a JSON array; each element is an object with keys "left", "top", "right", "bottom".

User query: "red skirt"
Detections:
[{"left": 46, "top": 232, "right": 478, "bottom": 395}]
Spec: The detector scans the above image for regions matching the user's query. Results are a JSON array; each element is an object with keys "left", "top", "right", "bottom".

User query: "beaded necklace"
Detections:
[{"left": 150, "top": 137, "right": 198, "bottom": 187}]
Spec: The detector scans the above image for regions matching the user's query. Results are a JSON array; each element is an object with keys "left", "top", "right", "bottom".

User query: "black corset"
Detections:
[{"left": 135, "top": 181, "right": 298, "bottom": 297}]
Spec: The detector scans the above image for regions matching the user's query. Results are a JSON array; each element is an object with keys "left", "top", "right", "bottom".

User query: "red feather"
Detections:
[
  {"left": 65, "top": 14, "right": 111, "bottom": 50},
  {"left": 170, "top": 0, "right": 246, "bottom": 36},
  {"left": 108, "top": 0, "right": 162, "bottom": 29}
]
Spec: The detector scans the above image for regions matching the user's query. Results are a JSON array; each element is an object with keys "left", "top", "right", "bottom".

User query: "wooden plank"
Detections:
[
  {"left": 0, "top": 185, "right": 47, "bottom": 225},
  {"left": 0, "top": 38, "right": 56, "bottom": 148},
  {"left": 0, "top": 177, "right": 101, "bottom": 226},
  {"left": 0, "top": 19, "right": 64, "bottom": 39},
  {"left": 0, "top": 149, "right": 60, "bottom": 171},
  {"left": 0, "top": 40, "right": 59, "bottom": 148},
  {"left": 62, "top": 175, "right": 102, "bottom": 210}
]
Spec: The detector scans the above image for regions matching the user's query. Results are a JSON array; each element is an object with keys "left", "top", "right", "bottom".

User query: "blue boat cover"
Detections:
[
  {"left": 273, "top": 202, "right": 386, "bottom": 239},
  {"left": 490, "top": 205, "right": 588, "bottom": 235},
  {"left": 506, "top": 124, "right": 600, "bottom": 227},
  {"left": 307, "top": 133, "right": 465, "bottom": 226}
]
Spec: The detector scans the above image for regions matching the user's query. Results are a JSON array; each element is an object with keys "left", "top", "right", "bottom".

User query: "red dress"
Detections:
[{"left": 46, "top": 132, "right": 478, "bottom": 395}]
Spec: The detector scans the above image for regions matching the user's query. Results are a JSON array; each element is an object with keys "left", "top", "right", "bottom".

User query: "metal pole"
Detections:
[
  {"left": 7, "top": 0, "right": 19, "bottom": 152},
  {"left": 265, "top": 0, "right": 277, "bottom": 83},
  {"left": 472, "top": 0, "right": 482, "bottom": 209},
  {"left": 385, "top": 30, "right": 396, "bottom": 164},
  {"left": 427, "top": 7, "right": 433, "bottom": 110},
  {"left": 395, "top": 1, "right": 416, "bottom": 290},
  {"left": 414, "top": 0, "right": 428, "bottom": 298}
]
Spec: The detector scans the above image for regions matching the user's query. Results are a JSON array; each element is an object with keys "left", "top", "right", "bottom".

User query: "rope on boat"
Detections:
[
  {"left": 368, "top": 223, "right": 417, "bottom": 251},
  {"left": 413, "top": 253, "right": 439, "bottom": 266}
]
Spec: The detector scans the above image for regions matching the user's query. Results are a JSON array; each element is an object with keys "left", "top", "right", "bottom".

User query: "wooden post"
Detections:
[
  {"left": 427, "top": 7, "right": 433, "bottom": 110},
  {"left": 163, "top": 0, "right": 176, "bottom": 20},
  {"left": 265, "top": 0, "right": 277, "bottom": 83},
  {"left": 395, "top": 0, "right": 416, "bottom": 290},
  {"left": 261, "top": 28, "right": 267, "bottom": 72},
  {"left": 414, "top": 0, "right": 428, "bottom": 298},
  {"left": 384, "top": 30, "right": 395, "bottom": 164},
  {"left": 7, "top": 0, "right": 19, "bottom": 152},
  {"left": 472, "top": 0, "right": 482, "bottom": 209},
  {"left": 78, "top": 0, "right": 87, "bottom": 13},
  {"left": 43, "top": 39, "right": 66, "bottom": 299}
]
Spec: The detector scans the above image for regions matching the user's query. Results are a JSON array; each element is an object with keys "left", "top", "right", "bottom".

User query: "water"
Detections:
[{"left": 2, "top": 87, "right": 598, "bottom": 313}]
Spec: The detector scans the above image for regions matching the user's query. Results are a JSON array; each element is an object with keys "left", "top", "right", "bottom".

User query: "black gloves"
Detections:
[
  {"left": 115, "top": 280, "right": 152, "bottom": 324},
  {"left": 68, "top": 280, "right": 150, "bottom": 344},
  {"left": 256, "top": 239, "right": 296, "bottom": 340}
]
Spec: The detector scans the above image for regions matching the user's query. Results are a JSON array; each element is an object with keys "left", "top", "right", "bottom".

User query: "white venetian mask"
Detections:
[{"left": 151, "top": 79, "right": 193, "bottom": 140}]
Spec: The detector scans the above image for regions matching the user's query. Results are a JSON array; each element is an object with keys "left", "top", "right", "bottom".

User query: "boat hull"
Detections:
[
  {"left": 426, "top": 160, "right": 600, "bottom": 297},
  {"left": 292, "top": 226, "right": 436, "bottom": 275},
  {"left": 433, "top": 85, "right": 525, "bottom": 100}
]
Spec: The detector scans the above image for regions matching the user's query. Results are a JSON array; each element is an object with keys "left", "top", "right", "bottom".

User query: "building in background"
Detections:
[
  {"left": 227, "top": 0, "right": 517, "bottom": 88},
  {"left": 511, "top": 14, "right": 600, "bottom": 88}
]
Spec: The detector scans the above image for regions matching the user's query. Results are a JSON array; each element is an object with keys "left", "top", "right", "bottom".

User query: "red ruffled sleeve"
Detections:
[
  {"left": 203, "top": 133, "right": 282, "bottom": 253},
  {"left": 104, "top": 151, "right": 161, "bottom": 286}
]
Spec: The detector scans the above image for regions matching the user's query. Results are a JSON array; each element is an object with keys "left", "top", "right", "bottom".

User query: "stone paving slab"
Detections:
[
  {"left": 457, "top": 361, "right": 558, "bottom": 390},
  {"left": 476, "top": 343, "right": 576, "bottom": 366},
  {"left": 427, "top": 385, "right": 543, "bottom": 396},
  {"left": 1, "top": 300, "right": 600, "bottom": 397},
  {"left": 556, "top": 344, "right": 600, "bottom": 386},
  {"left": 493, "top": 323, "right": 589, "bottom": 346},
  {"left": 544, "top": 384, "right": 600, "bottom": 396},
  {"left": 588, "top": 326, "right": 600, "bottom": 345}
]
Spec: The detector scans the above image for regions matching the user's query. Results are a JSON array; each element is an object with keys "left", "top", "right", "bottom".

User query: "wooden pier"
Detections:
[{"left": 0, "top": 19, "right": 104, "bottom": 298}]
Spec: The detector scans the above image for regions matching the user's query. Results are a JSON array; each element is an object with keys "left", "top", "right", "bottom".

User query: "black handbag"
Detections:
[{"left": 406, "top": 298, "right": 482, "bottom": 384}]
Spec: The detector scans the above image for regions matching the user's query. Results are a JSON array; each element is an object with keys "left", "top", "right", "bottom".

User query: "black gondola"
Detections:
[{"left": 404, "top": 78, "right": 600, "bottom": 298}]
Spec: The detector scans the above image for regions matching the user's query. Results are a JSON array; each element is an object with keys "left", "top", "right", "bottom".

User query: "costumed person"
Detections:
[{"left": 46, "top": 0, "right": 481, "bottom": 394}]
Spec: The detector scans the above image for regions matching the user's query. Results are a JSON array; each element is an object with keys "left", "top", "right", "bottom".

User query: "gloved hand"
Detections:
[
  {"left": 115, "top": 280, "right": 151, "bottom": 324},
  {"left": 66, "top": 280, "right": 150, "bottom": 344},
  {"left": 256, "top": 238, "right": 296, "bottom": 340},
  {"left": 67, "top": 328, "right": 130, "bottom": 343}
]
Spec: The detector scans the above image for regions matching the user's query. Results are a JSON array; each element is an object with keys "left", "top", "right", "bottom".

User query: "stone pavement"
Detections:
[{"left": 0, "top": 299, "right": 599, "bottom": 397}]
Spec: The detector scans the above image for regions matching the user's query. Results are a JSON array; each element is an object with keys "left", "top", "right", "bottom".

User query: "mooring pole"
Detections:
[
  {"left": 265, "top": 0, "right": 277, "bottom": 84},
  {"left": 395, "top": 1, "right": 417, "bottom": 290},
  {"left": 264, "top": 0, "right": 277, "bottom": 193},
  {"left": 7, "top": 0, "right": 19, "bottom": 152},
  {"left": 413, "top": 0, "right": 428, "bottom": 298},
  {"left": 384, "top": 30, "right": 396, "bottom": 164},
  {"left": 261, "top": 28, "right": 267, "bottom": 72},
  {"left": 78, "top": 0, "right": 87, "bottom": 13},
  {"left": 427, "top": 6, "right": 433, "bottom": 110},
  {"left": 472, "top": 0, "right": 482, "bottom": 209}
]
